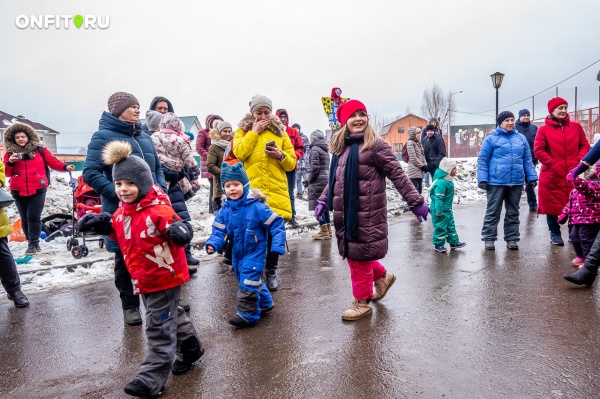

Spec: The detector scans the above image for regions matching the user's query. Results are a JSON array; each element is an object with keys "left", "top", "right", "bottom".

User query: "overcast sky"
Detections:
[{"left": 2, "top": 0, "right": 599, "bottom": 149}]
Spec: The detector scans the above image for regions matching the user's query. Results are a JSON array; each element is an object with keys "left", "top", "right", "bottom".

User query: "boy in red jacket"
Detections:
[{"left": 76, "top": 141, "right": 203, "bottom": 398}]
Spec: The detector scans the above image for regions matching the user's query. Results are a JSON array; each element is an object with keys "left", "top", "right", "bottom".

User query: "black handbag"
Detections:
[{"left": 0, "top": 188, "right": 15, "bottom": 208}]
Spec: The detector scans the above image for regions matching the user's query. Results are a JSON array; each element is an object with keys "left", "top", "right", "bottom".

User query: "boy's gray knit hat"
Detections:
[
  {"left": 145, "top": 110, "right": 162, "bottom": 131},
  {"left": 102, "top": 141, "right": 154, "bottom": 201},
  {"left": 439, "top": 157, "right": 457, "bottom": 175}
]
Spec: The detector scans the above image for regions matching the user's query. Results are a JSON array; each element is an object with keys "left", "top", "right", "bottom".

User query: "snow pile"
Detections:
[{"left": 2, "top": 158, "right": 486, "bottom": 296}]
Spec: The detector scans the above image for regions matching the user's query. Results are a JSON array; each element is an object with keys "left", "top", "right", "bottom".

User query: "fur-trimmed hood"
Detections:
[
  {"left": 209, "top": 127, "right": 222, "bottom": 141},
  {"left": 248, "top": 188, "right": 267, "bottom": 203},
  {"left": 3, "top": 123, "right": 41, "bottom": 157},
  {"left": 237, "top": 114, "right": 286, "bottom": 137}
]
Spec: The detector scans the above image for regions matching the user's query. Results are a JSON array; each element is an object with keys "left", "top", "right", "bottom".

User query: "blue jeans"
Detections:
[{"left": 319, "top": 211, "right": 331, "bottom": 226}]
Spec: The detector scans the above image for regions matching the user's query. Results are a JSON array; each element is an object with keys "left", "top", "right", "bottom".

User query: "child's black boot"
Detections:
[{"left": 172, "top": 336, "right": 204, "bottom": 375}]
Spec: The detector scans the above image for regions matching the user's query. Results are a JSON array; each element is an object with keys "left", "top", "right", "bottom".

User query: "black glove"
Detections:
[
  {"left": 167, "top": 220, "right": 193, "bottom": 246},
  {"left": 421, "top": 165, "right": 429, "bottom": 172},
  {"left": 478, "top": 181, "right": 488, "bottom": 190},
  {"left": 75, "top": 212, "right": 114, "bottom": 235}
]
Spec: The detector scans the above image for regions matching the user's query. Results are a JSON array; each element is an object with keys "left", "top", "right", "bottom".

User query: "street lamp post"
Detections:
[
  {"left": 491, "top": 72, "right": 505, "bottom": 124},
  {"left": 447, "top": 90, "right": 462, "bottom": 158}
]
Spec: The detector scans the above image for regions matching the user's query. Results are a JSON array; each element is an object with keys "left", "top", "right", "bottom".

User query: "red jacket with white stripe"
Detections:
[
  {"left": 110, "top": 185, "right": 189, "bottom": 295},
  {"left": 4, "top": 147, "right": 67, "bottom": 196}
]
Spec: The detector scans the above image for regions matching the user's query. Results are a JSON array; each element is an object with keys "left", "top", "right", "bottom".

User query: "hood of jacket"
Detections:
[
  {"left": 433, "top": 167, "right": 449, "bottom": 180},
  {"left": 275, "top": 109, "right": 289, "bottom": 127},
  {"left": 310, "top": 129, "right": 325, "bottom": 142},
  {"left": 204, "top": 114, "right": 223, "bottom": 132},
  {"left": 3, "top": 122, "right": 41, "bottom": 157},
  {"left": 98, "top": 111, "right": 143, "bottom": 136},
  {"left": 149, "top": 96, "right": 174, "bottom": 113},
  {"left": 331, "top": 87, "right": 342, "bottom": 102},
  {"left": 544, "top": 114, "right": 571, "bottom": 128},
  {"left": 237, "top": 114, "right": 286, "bottom": 137}
]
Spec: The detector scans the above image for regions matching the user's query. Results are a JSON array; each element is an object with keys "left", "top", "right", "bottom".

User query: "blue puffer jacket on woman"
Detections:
[
  {"left": 83, "top": 112, "right": 166, "bottom": 215},
  {"left": 477, "top": 127, "right": 538, "bottom": 186}
]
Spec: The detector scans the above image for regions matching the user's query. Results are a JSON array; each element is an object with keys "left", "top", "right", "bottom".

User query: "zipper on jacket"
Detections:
[{"left": 130, "top": 129, "right": 145, "bottom": 161}]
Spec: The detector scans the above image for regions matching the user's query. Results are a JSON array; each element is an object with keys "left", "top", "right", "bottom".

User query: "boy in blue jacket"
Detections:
[{"left": 206, "top": 163, "right": 286, "bottom": 328}]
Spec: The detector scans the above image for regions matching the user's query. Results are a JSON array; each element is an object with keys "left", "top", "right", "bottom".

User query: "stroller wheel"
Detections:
[
  {"left": 72, "top": 246, "right": 84, "bottom": 259},
  {"left": 82, "top": 246, "right": 89, "bottom": 257},
  {"left": 66, "top": 238, "right": 73, "bottom": 250},
  {"left": 99, "top": 238, "right": 104, "bottom": 249}
]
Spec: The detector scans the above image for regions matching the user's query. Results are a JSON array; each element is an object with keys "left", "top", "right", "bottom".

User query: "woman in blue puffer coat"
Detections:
[{"left": 477, "top": 111, "right": 538, "bottom": 251}]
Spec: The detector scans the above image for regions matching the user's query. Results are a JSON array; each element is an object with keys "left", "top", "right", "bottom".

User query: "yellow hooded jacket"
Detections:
[
  {"left": 0, "top": 161, "right": 13, "bottom": 238},
  {"left": 233, "top": 114, "right": 297, "bottom": 221}
]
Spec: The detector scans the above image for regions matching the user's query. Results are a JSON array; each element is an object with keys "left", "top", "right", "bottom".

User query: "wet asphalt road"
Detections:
[{"left": 2, "top": 203, "right": 600, "bottom": 399}]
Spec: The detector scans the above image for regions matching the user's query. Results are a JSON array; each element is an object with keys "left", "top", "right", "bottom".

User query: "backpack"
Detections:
[
  {"left": 36, "top": 146, "right": 52, "bottom": 185},
  {"left": 401, "top": 143, "right": 409, "bottom": 162}
]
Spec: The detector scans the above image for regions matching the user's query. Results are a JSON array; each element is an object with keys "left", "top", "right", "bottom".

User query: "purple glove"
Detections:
[
  {"left": 527, "top": 180, "right": 537, "bottom": 188},
  {"left": 314, "top": 200, "right": 327, "bottom": 221},
  {"left": 558, "top": 214, "right": 568, "bottom": 225},
  {"left": 567, "top": 162, "right": 589, "bottom": 182},
  {"left": 411, "top": 203, "right": 429, "bottom": 222}
]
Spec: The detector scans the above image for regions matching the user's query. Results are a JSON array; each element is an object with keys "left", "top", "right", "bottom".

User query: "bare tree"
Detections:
[
  {"left": 369, "top": 110, "right": 404, "bottom": 133},
  {"left": 421, "top": 83, "right": 452, "bottom": 129}
]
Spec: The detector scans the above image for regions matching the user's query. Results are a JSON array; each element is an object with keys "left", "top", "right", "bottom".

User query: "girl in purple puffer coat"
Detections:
[{"left": 559, "top": 167, "right": 600, "bottom": 268}]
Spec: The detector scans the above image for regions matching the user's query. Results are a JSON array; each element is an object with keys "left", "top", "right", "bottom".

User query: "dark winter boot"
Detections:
[
  {"left": 7, "top": 291, "right": 30, "bottom": 308},
  {"left": 185, "top": 244, "right": 200, "bottom": 266},
  {"left": 564, "top": 265, "right": 598, "bottom": 287},
  {"left": 265, "top": 272, "right": 278, "bottom": 291},
  {"left": 123, "top": 378, "right": 164, "bottom": 398},
  {"left": 229, "top": 314, "right": 255, "bottom": 328},
  {"left": 24, "top": 243, "right": 37, "bottom": 256},
  {"left": 172, "top": 336, "right": 204, "bottom": 375}
]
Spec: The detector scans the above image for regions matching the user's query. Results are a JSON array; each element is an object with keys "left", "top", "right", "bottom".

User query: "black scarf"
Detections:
[{"left": 327, "top": 138, "right": 360, "bottom": 239}]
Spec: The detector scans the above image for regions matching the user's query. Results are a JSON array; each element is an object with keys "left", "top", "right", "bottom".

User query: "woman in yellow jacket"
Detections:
[
  {"left": 0, "top": 160, "right": 29, "bottom": 307},
  {"left": 233, "top": 94, "right": 296, "bottom": 291}
]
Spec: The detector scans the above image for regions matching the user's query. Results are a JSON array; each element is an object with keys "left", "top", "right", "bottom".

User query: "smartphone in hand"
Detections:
[{"left": 265, "top": 140, "right": 276, "bottom": 147}]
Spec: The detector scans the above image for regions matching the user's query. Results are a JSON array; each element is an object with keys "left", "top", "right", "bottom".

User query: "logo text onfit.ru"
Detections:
[{"left": 15, "top": 15, "right": 109, "bottom": 29}]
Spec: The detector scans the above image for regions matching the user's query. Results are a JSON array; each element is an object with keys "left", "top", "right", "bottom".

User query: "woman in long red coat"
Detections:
[{"left": 534, "top": 97, "right": 590, "bottom": 245}]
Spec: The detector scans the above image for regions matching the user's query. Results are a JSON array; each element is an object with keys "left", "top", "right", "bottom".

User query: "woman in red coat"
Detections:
[
  {"left": 534, "top": 97, "right": 590, "bottom": 245},
  {"left": 3, "top": 123, "right": 74, "bottom": 255}
]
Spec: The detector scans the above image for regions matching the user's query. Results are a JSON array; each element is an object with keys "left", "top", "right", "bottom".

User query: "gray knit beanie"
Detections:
[
  {"left": 249, "top": 95, "right": 272, "bottom": 113},
  {"left": 102, "top": 141, "right": 154, "bottom": 201},
  {"left": 217, "top": 121, "right": 232, "bottom": 132},
  {"left": 107, "top": 92, "right": 139, "bottom": 117},
  {"left": 145, "top": 110, "right": 162, "bottom": 131}
]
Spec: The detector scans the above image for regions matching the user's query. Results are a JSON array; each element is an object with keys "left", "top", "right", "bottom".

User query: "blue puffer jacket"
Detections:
[
  {"left": 477, "top": 128, "right": 538, "bottom": 186},
  {"left": 206, "top": 190, "right": 286, "bottom": 271},
  {"left": 83, "top": 112, "right": 167, "bottom": 215}
]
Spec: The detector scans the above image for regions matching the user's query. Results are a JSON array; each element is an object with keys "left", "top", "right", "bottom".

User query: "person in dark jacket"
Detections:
[
  {"left": 3, "top": 123, "right": 75, "bottom": 255},
  {"left": 307, "top": 129, "right": 331, "bottom": 240},
  {"left": 292, "top": 123, "right": 310, "bottom": 199},
  {"left": 421, "top": 124, "right": 446, "bottom": 177},
  {"left": 477, "top": 111, "right": 538, "bottom": 251},
  {"left": 514, "top": 109, "right": 539, "bottom": 212},
  {"left": 315, "top": 100, "right": 429, "bottom": 321},
  {"left": 196, "top": 114, "right": 223, "bottom": 214},
  {"left": 276, "top": 109, "right": 304, "bottom": 228},
  {"left": 83, "top": 92, "right": 167, "bottom": 326},
  {"left": 145, "top": 96, "right": 200, "bottom": 267}
]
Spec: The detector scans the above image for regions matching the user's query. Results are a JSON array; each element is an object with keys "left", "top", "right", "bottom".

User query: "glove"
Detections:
[
  {"left": 167, "top": 220, "right": 193, "bottom": 246},
  {"left": 421, "top": 165, "right": 429, "bottom": 172},
  {"left": 527, "top": 180, "right": 538, "bottom": 188},
  {"left": 478, "top": 181, "right": 488, "bottom": 190},
  {"left": 303, "top": 180, "right": 309, "bottom": 188},
  {"left": 558, "top": 214, "right": 568, "bottom": 225},
  {"left": 314, "top": 200, "right": 327, "bottom": 221},
  {"left": 567, "top": 162, "right": 589, "bottom": 182},
  {"left": 410, "top": 203, "right": 429, "bottom": 222},
  {"left": 76, "top": 212, "right": 114, "bottom": 235}
]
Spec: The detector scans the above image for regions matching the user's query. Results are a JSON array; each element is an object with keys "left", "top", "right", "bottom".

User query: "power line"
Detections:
[{"left": 458, "top": 58, "right": 600, "bottom": 115}]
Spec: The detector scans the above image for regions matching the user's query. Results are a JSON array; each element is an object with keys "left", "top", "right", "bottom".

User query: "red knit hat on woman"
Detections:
[
  {"left": 336, "top": 99, "right": 368, "bottom": 127},
  {"left": 548, "top": 97, "right": 568, "bottom": 114}
]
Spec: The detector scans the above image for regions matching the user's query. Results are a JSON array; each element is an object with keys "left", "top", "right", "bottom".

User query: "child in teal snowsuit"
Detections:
[{"left": 430, "top": 158, "right": 466, "bottom": 253}]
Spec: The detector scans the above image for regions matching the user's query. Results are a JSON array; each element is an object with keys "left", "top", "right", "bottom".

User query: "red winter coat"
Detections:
[
  {"left": 318, "top": 133, "right": 424, "bottom": 261},
  {"left": 110, "top": 185, "right": 190, "bottom": 295},
  {"left": 275, "top": 110, "right": 304, "bottom": 169},
  {"left": 196, "top": 114, "right": 223, "bottom": 179},
  {"left": 4, "top": 147, "right": 67, "bottom": 196},
  {"left": 534, "top": 115, "right": 590, "bottom": 216}
]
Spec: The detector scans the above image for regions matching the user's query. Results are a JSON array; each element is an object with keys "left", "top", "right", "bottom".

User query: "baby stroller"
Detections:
[{"left": 66, "top": 173, "right": 104, "bottom": 258}]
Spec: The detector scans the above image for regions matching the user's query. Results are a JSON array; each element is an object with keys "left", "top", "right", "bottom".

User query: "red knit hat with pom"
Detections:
[
  {"left": 548, "top": 97, "right": 568, "bottom": 114},
  {"left": 336, "top": 100, "right": 367, "bottom": 127}
]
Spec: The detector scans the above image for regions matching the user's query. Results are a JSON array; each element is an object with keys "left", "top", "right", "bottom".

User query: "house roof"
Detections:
[
  {"left": 379, "top": 113, "right": 427, "bottom": 136},
  {"left": 139, "top": 115, "right": 202, "bottom": 132},
  {"left": 0, "top": 110, "right": 59, "bottom": 133}
]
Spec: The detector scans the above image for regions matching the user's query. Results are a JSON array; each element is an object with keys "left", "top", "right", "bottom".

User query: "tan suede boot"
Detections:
[
  {"left": 326, "top": 223, "right": 332, "bottom": 236},
  {"left": 341, "top": 298, "right": 372, "bottom": 321},
  {"left": 372, "top": 271, "right": 396, "bottom": 301},
  {"left": 312, "top": 224, "right": 331, "bottom": 240}
]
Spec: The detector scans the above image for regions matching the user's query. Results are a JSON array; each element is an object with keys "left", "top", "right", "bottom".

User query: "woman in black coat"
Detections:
[
  {"left": 307, "top": 129, "right": 331, "bottom": 239},
  {"left": 421, "top": 124, "right": 446, "bottom": 176}
]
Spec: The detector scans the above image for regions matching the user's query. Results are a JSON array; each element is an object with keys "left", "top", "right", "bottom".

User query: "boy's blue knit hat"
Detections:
[{"left": 221, "top": 162, "right": 250, "bottom": 197}]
